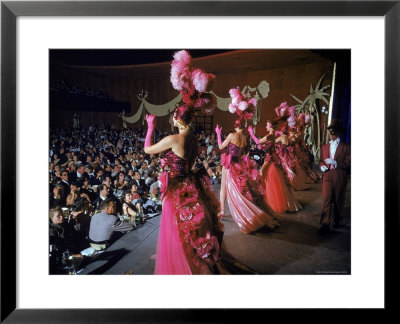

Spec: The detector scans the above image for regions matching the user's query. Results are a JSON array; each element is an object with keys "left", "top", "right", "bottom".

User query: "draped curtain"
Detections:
[{"left": 119, "top": 81, "right": 271, "bottom": 125}]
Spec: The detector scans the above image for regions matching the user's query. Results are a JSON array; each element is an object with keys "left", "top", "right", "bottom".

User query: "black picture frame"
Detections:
[{"left": 1, "top": 0, "right": 398, "bottom": 322}]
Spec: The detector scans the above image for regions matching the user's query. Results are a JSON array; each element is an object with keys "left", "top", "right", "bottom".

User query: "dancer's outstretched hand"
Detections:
[
  {"left": 248, "top": 125, "right": 255, "bottom": 136},
  {"left": 215, "top": 124, "right": 222, "bottom": 135},
  {"left": 146, "top": 114, "right": 156, "bottom": 129},
  {"left": 248, "top": 125, "right": 260, "bottom": 144}
]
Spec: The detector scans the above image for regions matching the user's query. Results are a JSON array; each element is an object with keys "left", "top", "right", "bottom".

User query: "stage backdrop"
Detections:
[{"left": 50, "top": 50, "right": 334, "bottom": 137}]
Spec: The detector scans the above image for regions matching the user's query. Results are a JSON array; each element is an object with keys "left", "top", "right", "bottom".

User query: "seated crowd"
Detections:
[
  {"left": 50, "top": 79, "right": 111, "bottom": 100},
  {"left": 49, "top": 124, "right": 246, "bottom": 273}
]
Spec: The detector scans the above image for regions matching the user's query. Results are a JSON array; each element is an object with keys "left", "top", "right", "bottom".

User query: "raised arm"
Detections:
[
  {"left": 144, "top": 114, "right": 174, "bottom": 154},
  {"left": 215, "top": 124, "right": 232, "bottom": 150},
  {"left": 144, "top": 114, "right": 155, "bottom": 150},
  {"left": 144, "top": 134, "right": 175, "bottom": 155},
  {"left": 248, "top": 126, "right": 268, "bottom": 146},
  {"left": 258, "top": 136, "right": 268, "bottom": 145}
]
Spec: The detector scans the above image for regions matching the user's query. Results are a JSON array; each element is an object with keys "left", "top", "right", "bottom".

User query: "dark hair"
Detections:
[
  {"left": 329, "top": 128, "right": 342, "bottom": 136},
  {"left": 99, "top": 198, "right": 113, "bottom": 211},
  {"left": 128, "top": 180, "right": 138, "bottom": 190},
  {"left": 70, "top": 181, "right": 81, "bottom": 188},
  {"left": 267, "top": 120, "right": 278, "bottom": 129},
  {"left": 234, "top": 119, "right": 245, "bottom": 129},
  {"left": 173, "top": 104, "right": 194, "bottom": 125},
  {"left": 121, "top": 190, "right": 132, "bottom": 202},
  {"left": 71, "top": 196, "right": 88, "bottom": 212},
  {"left": 54, "top": 184, "right": 64, "bottom": 196}
]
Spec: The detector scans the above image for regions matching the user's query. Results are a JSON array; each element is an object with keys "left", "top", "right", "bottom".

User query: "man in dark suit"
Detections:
[
  {"left": 131, "top": 170, "right": 148, "bottom": 197},
  {"left": 68, "top": 163, "right": 90, "bottom": 186},
  {"left": 58, "top": 169, "right": 70, "bottom": 204},
  {"left": 84, "top": 164, "right": 97, "bottom": 185},
  {"left": 92, "top": 184, "right": 122, "bottom": 214},
  {"left": 318, "top": 119, "right": 351, "bottom": 234}
]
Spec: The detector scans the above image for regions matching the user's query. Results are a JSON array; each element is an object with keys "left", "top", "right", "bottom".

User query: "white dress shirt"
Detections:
[
  {"left": 329, "top": 138, "right": 340, "bottom": 160},
  {"left": 321, "top": 138, "right": 340, "bottom": 172}
]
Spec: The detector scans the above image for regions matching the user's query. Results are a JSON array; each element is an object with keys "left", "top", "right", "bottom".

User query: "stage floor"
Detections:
[{"left": 79, "top": 178, "right": 351, "bottom": 275}]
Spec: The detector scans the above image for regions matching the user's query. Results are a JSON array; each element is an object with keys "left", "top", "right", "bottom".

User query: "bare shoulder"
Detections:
[{"left": 162, "top": 134, "right": 178, "bottom": 143}]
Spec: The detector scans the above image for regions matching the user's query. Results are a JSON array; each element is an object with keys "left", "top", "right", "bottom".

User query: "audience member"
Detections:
[
  {"left": 49, "top": 124, "right": 226, "bottom": 265},
  {"left": 88, "top": 199, "right": 134, "bottom": 250},
  {"left": 131, "top": 171, "right": 148, "bottom": 196},
  {"left": 207, "top": 167, "right": 220, "bottom": 185},
  {"left": 67, "top": 197, "right": 91, "bottom": 254},
  {"left": 120, "top": 191, "right": 142, "bottom": 227},
  {"left": 50, "top": 183, "right": 66, "bottom": 208}
]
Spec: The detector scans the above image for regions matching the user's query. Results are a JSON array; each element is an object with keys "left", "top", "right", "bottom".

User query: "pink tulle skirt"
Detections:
[
  {"left": 154, "top": 192, "right": 192, "bottom": 274},
  {"left": 262, "top": 163, "right": 302, "bottom": 213},
  {"left": 154, "top": 174, "right": 223, "bottom": 275},
  {"left": 225, "top": 168, "right": 279, "bottom": 234}
]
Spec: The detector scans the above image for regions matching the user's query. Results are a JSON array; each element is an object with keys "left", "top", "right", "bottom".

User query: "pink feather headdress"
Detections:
[
  {"left": 170, "top": 50, "right": 216, "bottom": 122},
  {"left": 274, "top": 101, "right": 299, "bottom": 129},
  {"left": 228, "top": 87, "right": 257, "bottom": 128}
]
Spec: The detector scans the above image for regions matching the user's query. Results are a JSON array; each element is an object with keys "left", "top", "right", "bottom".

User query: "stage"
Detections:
[{"left": 78, "top": 178, "right": 351, "bottom": 275}]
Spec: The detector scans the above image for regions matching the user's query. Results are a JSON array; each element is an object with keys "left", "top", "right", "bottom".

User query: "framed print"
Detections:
[{"left": 1, "top": 0, "right": 398, "bottom": 322}]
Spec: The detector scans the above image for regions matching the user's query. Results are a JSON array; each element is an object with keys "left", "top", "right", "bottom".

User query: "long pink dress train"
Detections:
[
  {"left": 154, "top": 151, "right": 224, "bottom": 274},
  {"left": 221, "top": 143, "right": 279, "bottom": 234},
  {"left": 260, "top": 141, "right": 302, "bottom": 214},
  {"left": 154, "top": 193, "right": 192, "bottom": 274}
]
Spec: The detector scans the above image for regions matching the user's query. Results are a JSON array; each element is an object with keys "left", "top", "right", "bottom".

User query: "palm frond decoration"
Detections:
[{"left": 290, "top": 74, "right": 330, "bottom": 164}]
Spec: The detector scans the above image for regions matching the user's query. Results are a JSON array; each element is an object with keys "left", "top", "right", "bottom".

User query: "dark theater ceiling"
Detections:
[{"left": 50, "top": 49, "right": 341, "bottom": 78}]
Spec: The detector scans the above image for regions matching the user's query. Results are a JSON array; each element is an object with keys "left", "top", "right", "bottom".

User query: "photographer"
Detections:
[
  {"left": 67, "top": 197, "right": 91, "bottom": 254},
  {"left": 66, "top": 181, "right": 91, "bottom": 208}
]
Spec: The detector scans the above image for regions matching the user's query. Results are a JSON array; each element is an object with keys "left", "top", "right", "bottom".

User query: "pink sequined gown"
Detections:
[
  {"left": 154, "top": 150, "right": 224, "bottom": 274},
  {"left": 260, "top": 141, "right": 302, "bottom": 214},
  {"left": 221, "top": 143, "right": 279, "bottom": 234}
]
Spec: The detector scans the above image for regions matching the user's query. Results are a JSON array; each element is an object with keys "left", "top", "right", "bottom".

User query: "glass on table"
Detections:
[
  {"left": 62, "top": 250, "right": 70, "bottom": 265},
  {"left": 61, "top": 207, "right": 69, "bottom": 219},
  {"left": 66, "top": 265, "right": 76, "bottom": 275}
]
